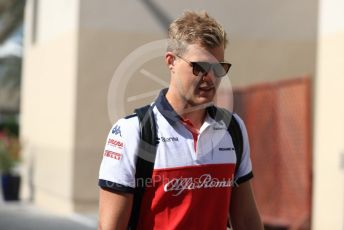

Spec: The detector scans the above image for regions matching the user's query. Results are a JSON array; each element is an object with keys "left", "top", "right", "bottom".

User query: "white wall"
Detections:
[
  {"left": 312, "top": 0, "right": 344, "bottom": 228},
  {"left": 20, "top": 0, "right": 80, "bottom": 213}
]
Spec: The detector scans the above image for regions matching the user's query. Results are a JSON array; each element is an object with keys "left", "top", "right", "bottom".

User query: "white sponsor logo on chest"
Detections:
[{"left": 163, "top": 174, "right": 235, "bottom": 196}]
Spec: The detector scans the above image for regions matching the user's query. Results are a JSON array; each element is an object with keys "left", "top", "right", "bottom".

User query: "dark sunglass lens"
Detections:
[
  {"left": 192, "top": 62, "right": 210, "bottom": 76},
  {"left": 213, "top": 63, "right": 231, "bottom": 77}
]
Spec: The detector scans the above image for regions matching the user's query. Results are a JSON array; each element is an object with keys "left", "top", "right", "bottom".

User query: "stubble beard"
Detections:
[{"left": 180, "top": 87, "right": 216, "bottom": 113}]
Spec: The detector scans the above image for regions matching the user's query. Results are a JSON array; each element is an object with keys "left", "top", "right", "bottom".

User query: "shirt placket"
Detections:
[{"left": 180, "top": 118, "right": 200, "bottom": 155}]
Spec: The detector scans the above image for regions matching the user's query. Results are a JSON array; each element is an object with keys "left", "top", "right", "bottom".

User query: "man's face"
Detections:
[{"left": 171, "top": 43, "right": 225, "bottom": 107}]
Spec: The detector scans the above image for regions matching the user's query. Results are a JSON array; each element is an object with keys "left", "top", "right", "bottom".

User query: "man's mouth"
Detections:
[{"left": 198, "top": 85, "right": 214, "bottom": 92}]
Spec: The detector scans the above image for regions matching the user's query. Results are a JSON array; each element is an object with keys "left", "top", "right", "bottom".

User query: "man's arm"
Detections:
[
  {"left": 230, "top": 181, "right": 263, "bottom": 230},
  {"left": 98, "top": 188, "right": 133, "bottom": 230}
]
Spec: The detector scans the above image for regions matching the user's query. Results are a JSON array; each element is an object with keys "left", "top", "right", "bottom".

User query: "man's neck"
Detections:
[{"left": 165, "top": 89, "right": 208, "bottom": 130}]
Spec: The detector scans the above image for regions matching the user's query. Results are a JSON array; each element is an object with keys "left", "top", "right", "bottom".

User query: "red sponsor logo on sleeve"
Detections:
[
  {"left": 104, "top": 150, "right": 122, "bottom": 160},
  {"left": 107, "top": 139, "right": 124, "bottom": 149}
]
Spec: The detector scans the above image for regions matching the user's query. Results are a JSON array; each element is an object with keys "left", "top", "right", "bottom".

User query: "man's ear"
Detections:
[{"left": 165, "top": 52, "right": 175, "bottom": 71}]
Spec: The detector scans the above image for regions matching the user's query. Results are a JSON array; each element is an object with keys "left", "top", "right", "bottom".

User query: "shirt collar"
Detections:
[
  {"left": 155, "top": 88, "right": 181, "bottom": 124},
  {"left": 155, "top": 88, "right": 224, "bottom": 125}
]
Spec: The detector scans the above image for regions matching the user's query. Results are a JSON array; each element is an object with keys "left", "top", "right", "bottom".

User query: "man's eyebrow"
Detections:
[{"left": 191, "top": 59, "right": 225, "bottom": 62}]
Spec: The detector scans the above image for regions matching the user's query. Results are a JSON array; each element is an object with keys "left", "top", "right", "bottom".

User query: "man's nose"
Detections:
[{"left": 201, "top": 67, "right": 217, "bottom": 83}]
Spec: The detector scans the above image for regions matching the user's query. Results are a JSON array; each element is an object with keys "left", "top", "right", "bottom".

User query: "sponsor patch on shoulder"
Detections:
[
  {"left": 103, "top": 150, "right": 122, "bottom": 161},
  {"left": 105, "top": 133, "right": 125, "bottom": 153},
  {"left": 107, "top": 138, "right": 124, "bottom": 149},
  {"left": 111, "top": 125, "right": 122, "bottom": 136}
]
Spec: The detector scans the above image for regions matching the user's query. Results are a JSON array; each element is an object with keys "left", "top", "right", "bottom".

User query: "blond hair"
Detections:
[{"left": 167, "top": 11, "right": 228, "bottom": 55}]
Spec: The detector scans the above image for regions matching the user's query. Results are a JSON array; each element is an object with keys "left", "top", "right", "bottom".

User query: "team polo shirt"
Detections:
[{"left": 99, "top": 89, "right": 253, "bottom": 230}]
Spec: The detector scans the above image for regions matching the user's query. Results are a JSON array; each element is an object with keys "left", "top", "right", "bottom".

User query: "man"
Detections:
[{"left": 99, "top": 11, "right": 263, "bottom": 230}]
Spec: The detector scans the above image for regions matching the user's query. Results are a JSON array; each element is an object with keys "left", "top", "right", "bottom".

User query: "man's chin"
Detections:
[
  {"left": 183, "top": 90, "right": 216, "bottom": 108},
  {"left": 189, "top": 96, "right": 214, "bottom": 107},
  {"left": 197, "top": 90, "right": 215, "bottom": 103}
]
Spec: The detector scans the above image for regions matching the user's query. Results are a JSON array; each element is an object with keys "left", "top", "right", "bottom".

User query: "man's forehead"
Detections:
[{"left": 184, "top": 44, "right": 225, "bottom": 61}]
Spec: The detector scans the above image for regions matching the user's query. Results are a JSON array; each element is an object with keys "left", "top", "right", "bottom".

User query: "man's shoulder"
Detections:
[
  {"left": 209, "top": 106, "right": 245, "bottom": 127},
  {"left": 124, "top": 113, "right": 139, "bottom": 120},
  {"left": 231, "top": 113, "right": 246, "bottom": 130},
  {"left": 109, "top": 113, "right": 140, "bottom": 139},
  {"left": 113, "top": 103, "right": 157, "bottom": 131}
]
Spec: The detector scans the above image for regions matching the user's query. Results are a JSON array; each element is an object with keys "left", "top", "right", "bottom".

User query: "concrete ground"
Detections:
[{"left": 0, "top": 200, "right": 97, "bottom": 230}]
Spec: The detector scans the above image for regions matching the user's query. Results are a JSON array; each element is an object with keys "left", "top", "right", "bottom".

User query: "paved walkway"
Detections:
[{"left": 0, "top": 201, "right": 97, "bottom": 230}]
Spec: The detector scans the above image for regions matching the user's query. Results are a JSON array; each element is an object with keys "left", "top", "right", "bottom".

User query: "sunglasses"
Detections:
[{"left": 176, "top": 54, "right": 231, "bottom": 78}]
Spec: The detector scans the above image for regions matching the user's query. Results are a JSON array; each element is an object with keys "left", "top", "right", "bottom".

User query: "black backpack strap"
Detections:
[
  {"left": 216, "top": 108, "right": 243, "bottom": 185},
  {"left": 216, "top": 108, "right": 244, "bottom": 229},
  {"left": 228, "top": 115, "right": 243, "bottom": 180},
  {"left": 128, "top": 105, "right": 158, "bottom": 230}
]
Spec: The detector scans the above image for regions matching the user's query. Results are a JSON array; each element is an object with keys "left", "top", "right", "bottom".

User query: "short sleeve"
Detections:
[
  {"left": 233, "top": 114, "right": 254, "bottom": 185},
  {"left": 98, "top": 116, "right": 140, "bottom": 193}
]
